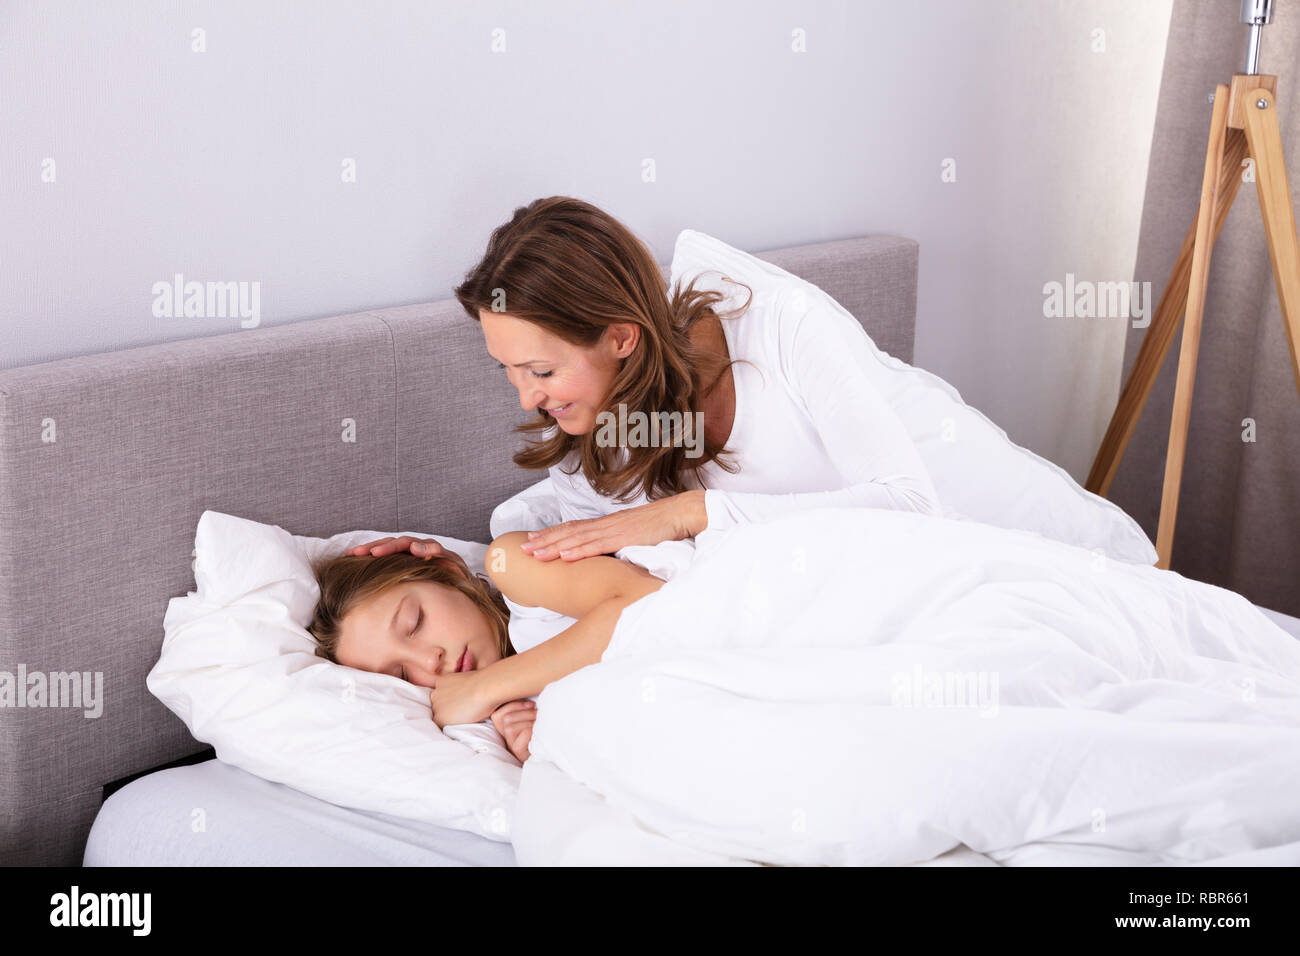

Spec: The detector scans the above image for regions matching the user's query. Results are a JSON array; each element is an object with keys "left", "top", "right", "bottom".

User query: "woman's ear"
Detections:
[{"left": 606, "top": 322, "right": 640, "bottom": 358}]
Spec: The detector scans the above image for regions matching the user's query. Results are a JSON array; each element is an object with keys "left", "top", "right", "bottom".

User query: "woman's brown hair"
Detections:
[
  {"left": 308, "top": 549, "right": 514, "bottom": 667},
  {"left": 453, "top": 196, "right": 758, "bottom": 504}
]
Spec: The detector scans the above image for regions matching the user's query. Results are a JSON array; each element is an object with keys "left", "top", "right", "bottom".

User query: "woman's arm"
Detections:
[{"left": 701, "top": 289, "right": 942, "bottom": 532}]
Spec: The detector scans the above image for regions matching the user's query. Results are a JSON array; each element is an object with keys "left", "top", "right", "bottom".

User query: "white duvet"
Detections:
[{"left": 511, "top": 506, "right": 1300, "bottom": 866}]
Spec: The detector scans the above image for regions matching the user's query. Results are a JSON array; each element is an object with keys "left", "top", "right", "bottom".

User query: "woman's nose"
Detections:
[
  {"left": 518, "top": 384, "right": 546, "bottom": 412},
  {"left": 503, "top": 366, "right": 545, "bottom": 411}
]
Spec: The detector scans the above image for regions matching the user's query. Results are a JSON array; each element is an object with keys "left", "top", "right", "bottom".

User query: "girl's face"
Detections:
[
  {"left": 479, "top": 310, "right": 638, "bottom": 436},
  {"left": 334, "top": 578, "right": 503, "bottom": 688}
]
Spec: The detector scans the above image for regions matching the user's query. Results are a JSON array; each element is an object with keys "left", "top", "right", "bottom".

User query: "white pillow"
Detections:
[
  {"left": 146, "top": 510, "right": 521, "bottom": 842},
  {"left": 670, "top": 229, "right": 1158, "bottom": 565}
]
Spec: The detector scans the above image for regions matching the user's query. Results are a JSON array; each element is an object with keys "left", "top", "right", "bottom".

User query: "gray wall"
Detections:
[{"left": 2, "top": 0, "right": 1172, "bottom": 483}]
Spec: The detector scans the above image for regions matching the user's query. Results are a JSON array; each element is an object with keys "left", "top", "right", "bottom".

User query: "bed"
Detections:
[
  {"left": 83, "top": 602, "right": 1300, "bottom": 867},
  {"left": 83, "top": 531, "right": 1300, "bottom": 868},
  {"left": 2, "top": 231, "right": 1295, "bottom": 866}
]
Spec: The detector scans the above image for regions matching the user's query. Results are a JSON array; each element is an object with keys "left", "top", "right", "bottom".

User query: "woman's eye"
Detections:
[{"left": 497, "top": 361, "right": 552, "bottom": 379}]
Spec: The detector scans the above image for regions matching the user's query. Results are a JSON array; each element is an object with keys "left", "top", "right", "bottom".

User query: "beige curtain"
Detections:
[{"left": 1109, "top": 0, "right": 1300, "bottom": 617}]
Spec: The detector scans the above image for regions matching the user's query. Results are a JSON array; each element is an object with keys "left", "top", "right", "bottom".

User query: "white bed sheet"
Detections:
[
  {"left": 83, "top": 757, "right": 515, "bottom": 867},
  {"left": 1259, "top": 604, "right": 1300, "bottom": 639},
  {"left": 87, "top": 603, "right": 1300, "bottom": 867}
]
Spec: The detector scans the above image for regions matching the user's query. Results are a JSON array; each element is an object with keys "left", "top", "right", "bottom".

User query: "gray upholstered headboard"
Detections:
[{"left": 0, "top": 234, "right": 918, "bottom": 865}]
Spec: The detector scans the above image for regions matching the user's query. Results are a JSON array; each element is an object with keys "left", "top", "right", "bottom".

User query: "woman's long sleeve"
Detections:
[{"left": 703, "top": 293, "right": 942, "bottom": 532}]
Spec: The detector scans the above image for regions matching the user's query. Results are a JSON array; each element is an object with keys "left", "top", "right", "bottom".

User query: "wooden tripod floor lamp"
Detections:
[{"left": 1085, "top": 0, "right": 1300, "bottom": 570}]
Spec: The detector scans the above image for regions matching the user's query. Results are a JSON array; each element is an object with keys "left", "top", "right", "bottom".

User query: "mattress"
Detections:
[
  {"left": 85, "top": 603, "right": 1300, "bottom": 867},
  {"left": 84, "top": 757, "right": 516, "bottom": 866}
]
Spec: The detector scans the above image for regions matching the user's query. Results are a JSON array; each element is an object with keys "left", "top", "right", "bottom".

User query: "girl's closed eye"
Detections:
[{"left": 400, "top": 608, "right": 424, "bottom": 681}]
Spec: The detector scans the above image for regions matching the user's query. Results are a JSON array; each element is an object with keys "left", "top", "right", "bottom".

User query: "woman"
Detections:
[
  {"left": 354, "top": 195, "right": 940, "bottom": 563},
  {"left": 309, "top": 528, "right": 665, "bottom": 761}
]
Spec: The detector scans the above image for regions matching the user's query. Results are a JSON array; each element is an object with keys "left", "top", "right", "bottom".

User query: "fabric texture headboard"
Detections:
[{"left": 0, "top": 234, "right": 918, "bottom": 865}]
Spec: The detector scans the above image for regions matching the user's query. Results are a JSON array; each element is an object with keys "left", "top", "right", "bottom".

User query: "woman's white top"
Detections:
[{"left": 547, "top": 287, "right": 942, "bottom": 531}]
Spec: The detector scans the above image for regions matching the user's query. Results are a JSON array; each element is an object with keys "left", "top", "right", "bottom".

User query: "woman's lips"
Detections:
[
  {"left": 546, "top": 402, "right": 573, "bottom": 418},
  {"left": 457, "top": 648, "right": 471, "bottom": 672}
]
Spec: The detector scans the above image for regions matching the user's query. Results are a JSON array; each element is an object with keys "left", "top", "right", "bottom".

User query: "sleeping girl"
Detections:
[{"left": 307, "top": 531, "right": 665, "bottom": 764}]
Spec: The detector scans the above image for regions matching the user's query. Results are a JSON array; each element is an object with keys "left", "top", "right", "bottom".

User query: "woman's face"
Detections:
[
  {"left": 334, "top": 578, "right": 503, "bottom": 688},
  {"left": 479, "top": 310, "right": 638, "bottom": 435}
]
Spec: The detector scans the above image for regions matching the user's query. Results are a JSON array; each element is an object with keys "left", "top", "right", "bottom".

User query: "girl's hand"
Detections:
[
  {"left": 347, "top": 536, "right": 447, "bottom": 560},
  {"left": 490, "top": 700, "right": 536, "bottom": 763},
  {"left": 520, "top": 490, "right": 707, "bottom": 561},
  {"left": 428, "top": 671, "right": 494, "bottom": 729}
]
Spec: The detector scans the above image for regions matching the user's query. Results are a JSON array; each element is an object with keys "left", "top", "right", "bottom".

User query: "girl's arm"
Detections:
[
  {"left": 486, "top": 530, "right": 662, "bottom": 618},
  {"left": 474, "top": 596, "right": 639, "bottom": 707},
  {"left": 476, "top": 530, "right": 664, "bottom": 705}
]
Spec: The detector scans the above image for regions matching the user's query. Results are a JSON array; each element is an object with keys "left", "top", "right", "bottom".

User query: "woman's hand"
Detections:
[
  {"left": 490, "top": 699, "right": 536, "bottom": 763},
  {"left": 347, "top": 536, "right": 447, "bottom": 560},
  {"left": 428, "top": 670, "right": 494, "bottom": 729},
  {"left": 520, "top": 489, "right": 707, "bottom": 561}
]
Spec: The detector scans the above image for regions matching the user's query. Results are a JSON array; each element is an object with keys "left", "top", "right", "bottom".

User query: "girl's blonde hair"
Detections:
[
  {"left": 307, "top": 549, "right": 513, "bottom": 667},
  {"left": 453, "top": 195, "right": 758, "bottom": 505}
]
